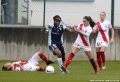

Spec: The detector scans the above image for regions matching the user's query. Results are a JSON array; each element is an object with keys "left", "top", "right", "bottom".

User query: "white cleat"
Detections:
[{"left": 102, "top": 66, "right": 106, "bottom": 70}]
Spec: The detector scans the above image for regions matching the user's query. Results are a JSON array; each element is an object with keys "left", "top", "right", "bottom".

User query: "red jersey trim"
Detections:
[
  {"left": 79, "top": 24, "right": 89, "bottom": 46},
  {"left": 96, "top": 22, "right": 108, "bottom": 42}
]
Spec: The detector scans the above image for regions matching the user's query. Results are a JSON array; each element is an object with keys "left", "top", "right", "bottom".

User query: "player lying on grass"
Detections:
[
  {"left": 2, "top": 52, "right": 55, "bottom": 71},
  {"left": 62, "top": 16, "right": 99, "bottom": 74}
]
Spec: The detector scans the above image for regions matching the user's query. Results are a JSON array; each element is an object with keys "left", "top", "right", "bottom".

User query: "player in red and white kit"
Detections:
[
  {"left": 62, "top": 16, "right": 99, "bottom": 74},
  {"left": 92, "top": 11, "right": 114, "bottom": 70},
  {"left": 2, "top": 52, "right": 55, "bottom": 71}
]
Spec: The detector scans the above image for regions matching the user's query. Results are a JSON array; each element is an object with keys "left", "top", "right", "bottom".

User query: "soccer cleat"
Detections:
[
  {"left": 102, "top": 63, "right": 106, "bottom": 70},
  {"left": 102, "top": 66, "right": 106, "bottom": 70},
  {"left": 65, "top": 70, "right": 70, "bottom": 73},
  {"left": 60, "top": 70, "right": 65, "bottom": 74},
  {"left": 46, "top": 60, "right": 55, "bottom": 65}
]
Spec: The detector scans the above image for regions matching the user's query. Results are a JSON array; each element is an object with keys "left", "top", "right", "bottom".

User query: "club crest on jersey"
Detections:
[{"left": 59, "top": 27, "right": 62, "bottom": 30}]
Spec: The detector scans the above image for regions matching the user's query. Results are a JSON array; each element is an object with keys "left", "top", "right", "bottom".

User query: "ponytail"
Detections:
[{"left": 83, "top": 16, "right": 96, "bottom": 28}]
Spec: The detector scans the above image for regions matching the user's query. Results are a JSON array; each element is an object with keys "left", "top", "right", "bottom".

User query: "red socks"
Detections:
[
  {"left": 90, "top": 59, "right": 97, "bottom": 72},
  {"left": 97, "top": 52, "right": 102, "bottom": 68},
  {"left": 39, "top": 67, "right": 46, "bottom": 71},
  {"left": 39, "top": 53, "right": 48, "bottom": 62},
  {"left": 100, "top": 52, "right": 105, "bottom": 63},
  {"left": 97, "top": 52, "right": 106, "bottom": 68},
  {"left": 64, "top": 53, "right": 75, "bottom": 67}
]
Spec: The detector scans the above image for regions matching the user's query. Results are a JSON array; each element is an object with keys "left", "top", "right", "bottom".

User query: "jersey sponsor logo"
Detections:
[
  {"left": 47, "top": 70, "right": 52, "bottom": 72},
  {"left": 79, "top": 24, "right": 89, "bottom": 46},
  {"left": 96, "top": 22, "right": 108, "bottom": 42}
]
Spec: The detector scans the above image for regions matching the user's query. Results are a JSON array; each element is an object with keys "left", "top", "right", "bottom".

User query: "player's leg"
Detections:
[
  {"left": 85, "top": 51, "right": 99, "bottom": 74},
  {"left": 96, "top": 42, "right": 103, "bottom": 69},
  {"left": 62, "top": 46, "right": 79, "bottom": 71},
  {"left": 49, "top": 44, "right": 64, "bottom": 74},
  {"left": 36, "top": 66, "right": 46, "bottom": 71},
  {"left": 96, "top": 47, "right": 103, "bottom": 69},
  {"left": 58, "top": 44, "right": 70, "bottom": 73},
  {"left": 100, "top": 45, "right": 107, "bottom": 69},
  {"left": 30, "top": 66, "right": 46, "bottom": 71},
  {"left": 29, "top": 52, "right": 54, "bottom": 66},
  {"left": 57, "top": 44, "right": 66, "bottom": 64},
  {"left": 37, "top": 52, "right": 55, "bottom": 65}
]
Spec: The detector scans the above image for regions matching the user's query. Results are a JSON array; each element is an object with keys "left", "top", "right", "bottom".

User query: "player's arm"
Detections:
[
  {"left": 110, "top": 28, "right": 114, "bottom": 44},
  {"left": 65, "top": 25, "right": 76, "bottom": 32},
  {"left": 45, "top": 25, "right": 50, "bottom": 33},
  {"left": 16, "top": 55, "right": 21, "bottom": 62},
  {"left": 92, "top": 25, "right": 97, "bottom": 33},
  {"left": 76, "top": 29, "right": 91, "bottom": 37},
  {"left": 92, "top": 29, "right": 97, "bottom": 33},
  {"left": 17, "top": 64, "right": 24, "bottom": 71}
]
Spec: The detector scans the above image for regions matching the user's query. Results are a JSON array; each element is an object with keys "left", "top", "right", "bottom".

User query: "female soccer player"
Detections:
[
  {"left": 45, "top": 15, "right": 75, "bottom": 74},
  {"left": 2, "top": 52, "right": 54, "bottom": 71},
  {"left": 92, "top": 11, "right": 114, "bottom": 70},
  {"left": 62, "top": 16, "right": 99, "bottom": 74}
]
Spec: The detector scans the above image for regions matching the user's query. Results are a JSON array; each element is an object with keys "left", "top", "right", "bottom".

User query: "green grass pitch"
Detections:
[{"left": 0, "top": 60, "right": 120, "bottom": 82}]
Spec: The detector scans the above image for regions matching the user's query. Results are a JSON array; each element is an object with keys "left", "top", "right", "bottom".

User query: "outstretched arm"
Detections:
[
  {"left": 65, "top": 26, "right": 76, "bottom": 32},
  {"left": 16, "top": 55, "right": 21, "bottom": 62},
  {"left": 76, "top": 29, "right": 91, "bottom": 37}
]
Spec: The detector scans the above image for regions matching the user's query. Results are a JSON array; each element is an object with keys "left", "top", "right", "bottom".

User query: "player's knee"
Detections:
[{"left": 37, "top": 52, "right": 42, "bottom": 55}]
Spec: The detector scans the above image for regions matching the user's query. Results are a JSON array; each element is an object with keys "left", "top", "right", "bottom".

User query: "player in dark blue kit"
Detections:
[{"left": 45, "top": 15, "right": 75, "bottom": 74}]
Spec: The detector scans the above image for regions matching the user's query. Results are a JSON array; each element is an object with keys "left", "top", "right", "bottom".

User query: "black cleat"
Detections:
[{"left": 46, "top": 60, "right": 55, "bottom": 65}]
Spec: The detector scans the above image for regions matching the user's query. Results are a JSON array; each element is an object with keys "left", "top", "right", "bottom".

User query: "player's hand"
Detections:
[
  {"left": 16, "top": 55, "right": 21, "bottom": 61},
  {"left": 92, "top": 29, "right": 96, "bottom": 33},
  {"left": 110, "top": 38, "right": 114, "bottom": 44},
  {"left": 71, "top": 25, "right": 75, "bottom": 28},
  {"left": 76, "top": 29, "right": 81, "bottom": 33},
  {"left": 45, "top": 29, "right": 49, "bottom": 33}
]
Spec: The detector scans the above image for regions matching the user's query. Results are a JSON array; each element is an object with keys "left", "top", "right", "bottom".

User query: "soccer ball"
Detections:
[{"left": 45, "top": 66, "right": 54, "bottom": 73}]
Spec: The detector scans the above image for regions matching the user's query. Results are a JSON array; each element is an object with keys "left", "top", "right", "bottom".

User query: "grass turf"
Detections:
[{"left": 0, "top": 60, "right": 120, "bottom": 82}]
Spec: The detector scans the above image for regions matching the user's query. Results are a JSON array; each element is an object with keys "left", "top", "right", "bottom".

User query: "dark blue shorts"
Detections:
[{"left": 49, "top": 44, "right": 65, "bottom": 55}]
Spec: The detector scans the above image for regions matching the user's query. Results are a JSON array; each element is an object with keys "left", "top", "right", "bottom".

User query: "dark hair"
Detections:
[
  {"left": 2, "top": 66, "right": 7, "bottom": 71},
  {"left": 2, "top": 65, "right": 12, "bottom": 71},
  {"left": 53, "top": 15, "right": 61, "bottom": 21},
  {"left": 83, "top": 16, "right": 95, "bottom": 27}
]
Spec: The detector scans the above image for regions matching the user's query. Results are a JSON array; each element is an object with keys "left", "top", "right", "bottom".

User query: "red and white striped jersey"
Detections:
[
  {"left": 12, "top": 61, "right": 30, "bottom": 71},
  {"left": 76, "top": 24, "right": 92, "bottom": 47},
  {"left": 93, "top": 20, "right": 112, "bottom": 42}
]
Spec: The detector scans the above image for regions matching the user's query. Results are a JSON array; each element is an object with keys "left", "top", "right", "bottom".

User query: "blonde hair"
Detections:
[{"left": 100, "top": 11, "right": 106, "bottom": 16}]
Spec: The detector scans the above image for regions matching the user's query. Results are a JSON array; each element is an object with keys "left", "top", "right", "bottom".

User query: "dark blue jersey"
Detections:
[{"left": 48, "top": 23, "right": 67, "bottom": 45}]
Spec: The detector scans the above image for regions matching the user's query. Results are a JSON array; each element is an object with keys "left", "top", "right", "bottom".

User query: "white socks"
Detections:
[{"left": 57, "top": 58, "right": 63, "bottom": 71}]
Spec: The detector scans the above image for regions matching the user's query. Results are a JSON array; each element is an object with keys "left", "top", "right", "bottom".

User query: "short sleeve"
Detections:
[
  {"left": 88, "top": 27, "right": 92, "bottom": 33},
  {"left": 63, "top": 24, "right": 67, "bottom": 30},
  {"left": 108, "top": 22, "right": 112, "bottom": 29},
  {"left": 93, "top": 25, "right": 98, "bottom": 30}
]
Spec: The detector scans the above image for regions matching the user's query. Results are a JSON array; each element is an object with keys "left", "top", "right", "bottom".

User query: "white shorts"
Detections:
[
  {"left": 73, "top": 42, "right": 91, "bottom": 51},
  {"left": 96, "top": 41, "right": 109, "bottom": 47},
  {"left": 28, "top": 52, "right": 40, "bottom": 66},
  {"left": 29, "top": 65, "right": 39, "bottom": 71}
]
